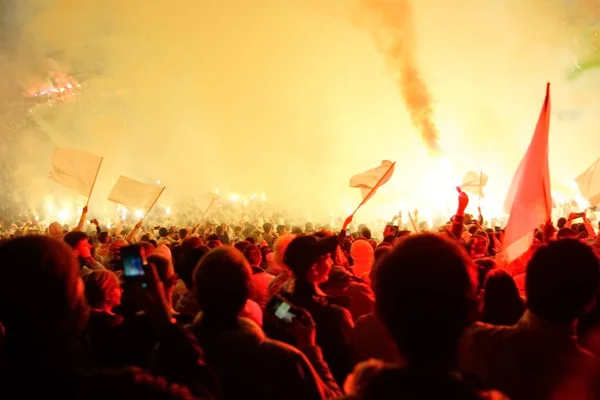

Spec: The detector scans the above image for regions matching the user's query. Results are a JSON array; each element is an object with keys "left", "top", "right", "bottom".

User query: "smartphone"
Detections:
[
  {"left": 121, "top": 244, "right": 147, "bottom": 279},
  {"left": 575, "top": 212, "right": 584, "bottom": 218},
  {"left": 266, "top": 295, "right": 298, "bottom": 324}
]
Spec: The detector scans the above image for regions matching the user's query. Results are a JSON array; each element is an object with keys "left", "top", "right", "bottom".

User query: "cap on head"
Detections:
[{"left": 284, "top": 235, "right": 338, "bottom": 279}]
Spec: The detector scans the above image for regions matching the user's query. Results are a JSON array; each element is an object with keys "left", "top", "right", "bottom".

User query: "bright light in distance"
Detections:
[
  {"left": 57, "top": 208, "right": 69, "bottom": 221},
  {"left": 134, "top": 210, "right": 144, "bottom": 218},
  {"left": 261, "top": 193, "right": 266, "bottom": 201},
  {"left": 250, "top": 194, "right": 257, "bottom": 200},
  {"left": 165, "top": 207, "right": 171, "bottom": 215},
  {"left": 35, "top": 216, "right": 39, "bottom": 221},
  {"left": 230, "top": 194, "right": 239, "bottom": 202}
]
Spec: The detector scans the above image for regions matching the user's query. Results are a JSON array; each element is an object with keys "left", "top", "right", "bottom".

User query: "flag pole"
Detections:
[
  {"left": 202, "top": 196, "right": 217, "bottom": 220},
  {"left": 86, "top": 157, "right": 104, "bottom": 207},
  {"left": 477, "top": 168, "right": 483, "bottom": 209},
  {"left": 143, "top": 186, "right": 166, "bottom": 220},
  {"left": 350, "top": 161, "right": 396, "bottom": 217},
  {"left": 408, "top": 211, "right": 418, "bottom": 232}
]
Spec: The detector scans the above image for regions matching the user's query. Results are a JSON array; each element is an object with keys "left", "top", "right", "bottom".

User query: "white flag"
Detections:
[
  {"left": 575, "top": 158, "right": 600, "bottom": 206},
  {"left": 108, "top": 176, "right": 165, "bottom": 216},
  {"left": 49, "top": 147, "right": 103, "bottom": 198},
  {"left": 350, "top": 160, "right": 396, "bottom": 200},
  {"left": 460, "top": 171, "right": 489, "bottom": 197}
]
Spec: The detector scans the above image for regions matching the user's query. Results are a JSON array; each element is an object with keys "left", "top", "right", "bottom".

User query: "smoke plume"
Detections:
[{"left": 355, "top": 0, "right": 442, "bottom": 154}]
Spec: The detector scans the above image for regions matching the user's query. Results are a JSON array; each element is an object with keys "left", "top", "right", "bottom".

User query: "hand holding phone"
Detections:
[
  {"left": 266, "top": 296, "right": 316, "bottom": 348},
  {"left": 121, "top": 244, "right": 147, "bottom": 280}
]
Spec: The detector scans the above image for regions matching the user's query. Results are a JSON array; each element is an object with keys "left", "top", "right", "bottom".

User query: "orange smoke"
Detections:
[{"left": 355, "top": 0, "right": 441, "bottom": 155}]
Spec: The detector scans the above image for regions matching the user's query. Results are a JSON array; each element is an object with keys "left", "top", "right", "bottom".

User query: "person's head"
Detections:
[
  {"left": 557, "top": 217, "right": 567, "bottom": 229},
  {"left": 0, "top": 236, "right": 89, "bottom": 348},
  {"left": 97, "top": 231, "right": 111, "bottom": 245},
  {"left": 284, "top": 235, "right": 337, "bottom": 284},
  {"left": 359, "top": 227, "right": 371, "bottom": 240},
  {"left": 482, "top": 269, "right": 524, "bottom": 326},
  {"left": 351, "top": 239, "right": 374, "bottom": 264},
  {"left": 234, "top": 226, "right": 243, "bottom": 236},
  {"left": 474, "top": 257, "right": 497, "bottom": 291},
  {"left": 178, "top": 228, "right": 189, "bottom": 241},
  {"left": 158, "top": 227, "right": 169, "bottom": 238},
  {"left": 373, "top": 234, "right": 475, "bottom": 367},
  {"left": 276, "top": 224, "right": 289, "bottom": 236},
  {"left": 374, "top": 244, "right": 392, "bottom": 263},
  {"left": 215, "top": 225, "right": 224, "bottom": 236},
  {"left": 179, "top": 245, "right": 211, "bottom": 290},
  {"left": 526, "top": 239, "right": 600, "bottom": 324},
  {"left": 83, "top": 269, "right": 122, "bottom": 311},
  {"left": 147, "top": 254, "right": 177, "bottom": 300},
  {"left": 556, "top": 227, "right": 577, "bottom": 240},
  {"left": 263, "top": 223, "right": 273, "bottom": 234},
  {"left": 243, "top": 244, "right": 262, "bottom": 267},
  {"left": 194, "top": 247, "right": 252, "bottom": 321},
  {"left": 64, "top": 231, "right": 92, "bottom": 259},
  {"left": 305, "top": 222, "right": 314, "bottom": 233},
  {"left": 273, "top": 234, "right": 296, "bottom": 270},
  {"left": 234, "top": 240, "right": 251, "bottom": 253},
  {"left": 383, "top": 224, "right": 396, "bottom": 239}
]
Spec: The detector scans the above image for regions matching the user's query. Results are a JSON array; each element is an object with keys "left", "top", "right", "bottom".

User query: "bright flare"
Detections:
[{"left": 135, "top": 209, "right": 144, "bottom": 218}]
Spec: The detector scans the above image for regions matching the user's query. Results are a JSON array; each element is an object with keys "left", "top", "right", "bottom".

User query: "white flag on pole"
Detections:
[
  {"left": 48, "top": 147, "right": 103, "bottom": 198},
  {"left": 460, "top": 171, "right": 489, "bottom": 197},
  {"left": 108, "top": 176, "right": 165, "bottom": 216},
  {"left": 575, "top": 158, "right": 600, "bottom": 206}
]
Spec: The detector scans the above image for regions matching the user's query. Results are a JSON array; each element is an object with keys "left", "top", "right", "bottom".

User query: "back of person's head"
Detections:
[
  {"left": 147, "top": 254, "right": 177, "bottom": 290},
  {"left": 557, "top": 217, "right": 567, "bottom": 229},
  {"left": 0, "top": 236, "right": 88, "bottom": 345},
  {"left": 361, "top": 227, "right": 372, "bottom": 240},
  {"left": 158, "top": 227, "right": 169, "bottom": 238},
  {"left": 556, "top": 227, "right": 577, "bottom": 240},
  {"left": 98, "top": 231, "right": 110, "bottom": 244},
  {"left": 373, "top": 234, "right": 474, "bottom": 366},
  {"left": 180, "top": 236, "right": 203, "bottom": 252},
  {"left": 178, "top": 228, "right": 189, "bottom": 240},
  {"left": 482, "top": 269, "right": 524, "bottom": 326},
  {"left": 82, "top": 269, "right": 121, "bottom": 310},
  {"left": 63, "top": 231, "right": 88, "bottom": 249},
  {"left": 234, "top": 240, "right": 251, "bottom": 253},
  {"left": 179, "top": 245, "right": 210, "bottom": 290},
  {"left": 215, "top": 225, "right": 224, "bottom": 236},
  {"left": 193, "top": 247, "right": 252, "bottom": 320},
  {"left": 374, "top": 245, "right": 392, "bottom": 263},
  {"left": 243, "top": 244, "right": 262, "bottom": 267},
  {"left": 474, "top": 258, "right": 497, "bottom": 291},
  {"left": 263, "top": 222, "right": 273, "bottom": 234},
  {"left": 526, "top": 239, "right": 600, "bottom": 324}
]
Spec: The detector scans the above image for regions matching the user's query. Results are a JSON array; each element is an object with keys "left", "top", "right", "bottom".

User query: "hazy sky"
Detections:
[{"left": 7, "top": 0, "right": 600, "bottom": 220}]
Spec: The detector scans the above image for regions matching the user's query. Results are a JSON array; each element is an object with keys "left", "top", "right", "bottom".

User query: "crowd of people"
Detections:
[{"left": 1, "top": 189, "right": 600, "bottom": 399}]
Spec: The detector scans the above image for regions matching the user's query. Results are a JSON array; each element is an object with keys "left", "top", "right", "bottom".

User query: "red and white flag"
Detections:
[
  {"left": 503, "top": 83, "right": 552, "bottom": 262},
  {"left": 350, "top": 160, "right": 396, "bottom": 204}
]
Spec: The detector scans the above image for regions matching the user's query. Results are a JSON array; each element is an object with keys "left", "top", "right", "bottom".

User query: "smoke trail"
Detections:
[{"left": 355, "top": 0, "right": 442, "bottom": 154}]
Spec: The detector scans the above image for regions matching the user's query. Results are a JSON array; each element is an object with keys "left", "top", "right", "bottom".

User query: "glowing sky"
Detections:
[{"left": 6, "top": 0, "right": 600, "bottom": 221}]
